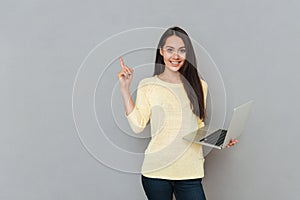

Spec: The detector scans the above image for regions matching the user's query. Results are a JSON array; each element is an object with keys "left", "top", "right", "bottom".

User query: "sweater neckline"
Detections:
[{"left": 154, "top": 75, "right": 183, "bottom": 87}]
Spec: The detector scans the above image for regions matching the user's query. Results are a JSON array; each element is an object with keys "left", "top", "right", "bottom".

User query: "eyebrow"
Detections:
[{"left": 165, "top": 46, "right": 186, "bottom": 49}]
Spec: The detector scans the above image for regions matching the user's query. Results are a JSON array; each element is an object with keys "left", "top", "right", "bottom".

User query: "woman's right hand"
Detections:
[{"left": 118, "top": 57, "right": 134, "bottom": 91}]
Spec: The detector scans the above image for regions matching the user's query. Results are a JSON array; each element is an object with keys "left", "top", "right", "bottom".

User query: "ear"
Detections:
[{"left": 159, "top": 48, "right": 163, "bottom": 56}]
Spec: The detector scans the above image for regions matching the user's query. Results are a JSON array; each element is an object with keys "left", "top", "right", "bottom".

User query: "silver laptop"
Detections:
[{"left": 183, "top": 100, "right": 254, "bottom": 149}]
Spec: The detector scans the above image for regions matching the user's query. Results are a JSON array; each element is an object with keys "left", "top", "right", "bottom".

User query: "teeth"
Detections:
[{"left": 171, "top": 61, "right": 179, "bottom": 64}]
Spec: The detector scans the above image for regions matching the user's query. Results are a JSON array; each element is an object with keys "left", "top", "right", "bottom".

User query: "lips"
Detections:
[{"left": 170, "top": 60, "right": 182, "bottom": 66}]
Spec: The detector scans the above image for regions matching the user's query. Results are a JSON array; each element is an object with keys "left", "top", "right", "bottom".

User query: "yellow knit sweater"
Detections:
[{"left": 126, "top": 75, "right": 208, "bottom": 180}]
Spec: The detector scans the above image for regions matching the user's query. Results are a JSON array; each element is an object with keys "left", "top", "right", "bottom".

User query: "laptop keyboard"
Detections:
[{"left": 200, "top": 129, "right": 228, "bottom": 146}]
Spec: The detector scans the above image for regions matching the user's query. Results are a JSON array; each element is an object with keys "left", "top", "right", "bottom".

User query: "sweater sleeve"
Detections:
[
  {"left": 197, "top": 80, "right": 208, "bottom": 128},
  {"left": 126, "top": 80, "right": 151, "bottom": 133}
]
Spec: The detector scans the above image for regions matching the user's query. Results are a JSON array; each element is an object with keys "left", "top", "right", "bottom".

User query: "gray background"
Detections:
[{"left": 1, "top": 0, "right": 299, "bottom": 199}]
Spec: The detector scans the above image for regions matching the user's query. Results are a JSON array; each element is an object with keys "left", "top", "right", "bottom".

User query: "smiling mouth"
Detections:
[{"left": 170, "top": 61, "right": 181, "bottom": 65}]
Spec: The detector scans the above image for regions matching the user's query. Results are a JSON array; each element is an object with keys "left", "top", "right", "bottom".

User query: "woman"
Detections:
[{"left": 118, "top": 26, "right": 237, "bottom": 200}]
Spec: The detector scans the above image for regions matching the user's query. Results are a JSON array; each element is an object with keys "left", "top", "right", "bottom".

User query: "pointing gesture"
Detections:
[{"left": 118, "top": 57, "right": 134, "bottom": 90}]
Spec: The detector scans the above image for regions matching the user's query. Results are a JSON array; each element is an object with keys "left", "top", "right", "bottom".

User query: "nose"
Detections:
[{"left": 172, "top": 52, "right": 180, "bottom": 59}]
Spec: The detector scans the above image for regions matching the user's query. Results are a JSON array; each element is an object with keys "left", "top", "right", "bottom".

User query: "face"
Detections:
[{"left": 160, "top": 35, "right": 186, "bottom": 72}]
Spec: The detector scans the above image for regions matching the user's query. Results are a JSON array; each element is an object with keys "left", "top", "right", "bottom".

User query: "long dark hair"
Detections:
[{"left": 153, "top": 26, "right": 206, "bottom": 120}]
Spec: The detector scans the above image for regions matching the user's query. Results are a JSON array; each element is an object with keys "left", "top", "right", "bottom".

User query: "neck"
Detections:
[{"left": 159, "top": 68, "right": 182, "bottom": 83}]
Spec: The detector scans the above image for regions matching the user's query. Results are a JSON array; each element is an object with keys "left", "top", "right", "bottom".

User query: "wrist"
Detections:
[{"left": 120, "top": 87, "right": 130, "bottom": 94}]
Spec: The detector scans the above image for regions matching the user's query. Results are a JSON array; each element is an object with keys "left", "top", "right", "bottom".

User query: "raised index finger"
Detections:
[{"left": 119, "top": 57, "right": 125, "bottom": 69}]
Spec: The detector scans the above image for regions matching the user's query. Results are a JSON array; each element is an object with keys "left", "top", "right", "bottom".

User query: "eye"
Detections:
[
  {"left": 166, "top": 48, "right": 174, "bottom": 53},
  {"left": 179, "top": 49, "right": 186, "bottom": 54}
]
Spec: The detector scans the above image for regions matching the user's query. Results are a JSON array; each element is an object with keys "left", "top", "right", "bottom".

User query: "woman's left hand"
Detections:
[{"left": 226, "top": 139, "right": 239, "bottom": 148}]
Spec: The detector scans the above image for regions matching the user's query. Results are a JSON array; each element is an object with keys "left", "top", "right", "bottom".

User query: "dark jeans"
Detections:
[{"left": 141, "top": 175, "right": 206, "bottom": 200}]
